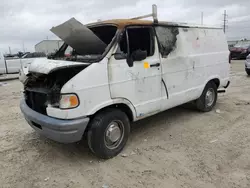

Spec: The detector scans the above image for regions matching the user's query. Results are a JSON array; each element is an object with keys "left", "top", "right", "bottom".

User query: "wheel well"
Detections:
[
  {"left": 90, "top": 103, "right": 134, "bottom": 122},
  {"left": 209, "top": 78, "right": 220, "bottom": 88}
]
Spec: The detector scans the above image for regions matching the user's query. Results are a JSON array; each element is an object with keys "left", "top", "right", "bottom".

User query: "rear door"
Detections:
[{"left": 108, "top": 26, "right": 162, "bottom": 118}]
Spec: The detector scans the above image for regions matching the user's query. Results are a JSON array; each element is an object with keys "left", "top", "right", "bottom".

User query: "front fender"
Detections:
[{"left": 87, "top": 98, "right": 137, "bottom": 121}]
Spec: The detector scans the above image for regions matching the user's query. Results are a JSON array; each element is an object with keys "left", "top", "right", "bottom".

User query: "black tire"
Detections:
[
  {"left": 195, "top": 82, "right": 218, "bottom": 112},
  {"left": 87, "top": 108, "right": 130, "bottom": 159},
  {"left": 246, "top": 70, "right": 250, "bottom": 76}
]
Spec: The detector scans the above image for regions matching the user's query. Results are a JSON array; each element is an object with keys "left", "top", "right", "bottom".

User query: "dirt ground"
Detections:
[{"left": 0, "top": 61, "right": 250, "bottom": 188}]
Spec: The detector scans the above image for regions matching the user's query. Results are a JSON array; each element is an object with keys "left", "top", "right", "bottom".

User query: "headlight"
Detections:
[{"left": 59, "top": 94, "right": 79, "bottom": 109}]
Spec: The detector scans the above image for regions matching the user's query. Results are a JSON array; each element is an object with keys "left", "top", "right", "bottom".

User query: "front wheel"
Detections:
[
  {"left": 246, "top": 70, "right": 250, "bottom": 76},
  {"left": 195, "top": 82, "right": 218, "bottom": 112},
  {"left": 87, "top": 109, "right": 130, "bottom": 159}
]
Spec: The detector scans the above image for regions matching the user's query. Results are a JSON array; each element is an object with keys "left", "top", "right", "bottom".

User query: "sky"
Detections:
[{"left": 1, "top": 0, "right": 250, "bottom": 54}]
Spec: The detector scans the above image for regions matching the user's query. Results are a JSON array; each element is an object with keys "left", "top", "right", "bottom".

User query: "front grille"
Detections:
[{"left": 25, "top": 90, "right": 48, "bottom": 115}]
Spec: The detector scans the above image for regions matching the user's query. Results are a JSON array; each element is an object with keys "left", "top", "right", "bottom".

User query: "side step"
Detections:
[{"left": 218, "top": 90, "right": 226, "bottom": 93}]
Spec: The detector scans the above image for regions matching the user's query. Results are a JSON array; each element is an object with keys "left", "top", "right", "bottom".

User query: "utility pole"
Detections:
[
  {"left": 22, "top": 41, "right": 25, "bottom": 52},
  {"left": 223, "top": 10, "right": 228, "bottom": 33},
  {"left": 8, "top": 46, "right": 11, "bottom": 54},
  {"left": 201, "top": 12, "right": 204, "bottom": 25}
]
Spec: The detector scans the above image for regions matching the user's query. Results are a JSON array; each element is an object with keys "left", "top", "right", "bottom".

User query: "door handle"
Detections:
[{"left": 150, "top": 63, "right": 160, "bottom": 67}]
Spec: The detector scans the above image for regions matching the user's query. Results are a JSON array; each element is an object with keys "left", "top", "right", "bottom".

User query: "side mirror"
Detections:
[
  {"left": 132, "top": 50, "right": 147, "bottom": 61},
  {"left": 126, "top": 56, "right": 134, "bottom": 67},
  {"left": 126, "top": 50, "right": 147, "bottom": 67}
]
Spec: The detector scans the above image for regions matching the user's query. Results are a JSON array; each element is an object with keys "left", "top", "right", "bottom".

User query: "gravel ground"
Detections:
[{"left": 0, "top": 60, "right": 249, "bottom": 188}]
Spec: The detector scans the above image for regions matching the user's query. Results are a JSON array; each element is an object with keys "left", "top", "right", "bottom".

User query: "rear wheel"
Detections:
[
  {"left": 195, "top": 82, "right": 218, "bottom": 112},
  {"left": 87, "top": 109, "right": 130, "bottom": 159}
]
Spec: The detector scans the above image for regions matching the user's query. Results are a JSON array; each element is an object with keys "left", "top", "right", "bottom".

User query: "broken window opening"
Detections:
[
  {"left": 115, "top": 27, "right": 154, "bottom": 60},
  {"left": 155, "top": 26, "right": 179, "bottom": 58},
  {"left": 52, "top": 24, "right": 118, "bottom": 62},
  {"left": 90, "top": 26, "right": 117, "bottom": 46}
]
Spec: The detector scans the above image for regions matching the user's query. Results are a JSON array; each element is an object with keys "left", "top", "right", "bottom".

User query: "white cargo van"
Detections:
[{"left": 20, "top": 6, "right": 230, "bottom": 158}]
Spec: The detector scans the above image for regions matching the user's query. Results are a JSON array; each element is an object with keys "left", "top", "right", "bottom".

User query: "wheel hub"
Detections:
[
  {"left": 205, "top": 88, "right": 215, "bottom": 107},
  {"left": 106, "top": 122, "right": 122, "bottom": 143}
]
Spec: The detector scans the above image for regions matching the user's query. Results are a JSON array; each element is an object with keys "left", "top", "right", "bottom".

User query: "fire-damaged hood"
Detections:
[
  {"left": 50, "top": 17, "right": 107, "bottom": 55},
  {"left": 28, "top": 58, "right": 89, "bottom": 74}
]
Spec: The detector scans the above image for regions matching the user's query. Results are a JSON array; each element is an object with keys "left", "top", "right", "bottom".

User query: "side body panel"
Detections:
[
  {"left": 160, "top": 27, "right": 230, "bottom": 110},
  {"left": 52, "top": 56, "right": 136, "bottom": 120},
  {"left": 56, "top": 58, "right": 112, "bottom": 119}
]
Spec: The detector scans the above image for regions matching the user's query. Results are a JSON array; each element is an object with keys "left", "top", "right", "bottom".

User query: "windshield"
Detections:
[{"left": 234, "top": 41, "right": 250, "bottom": 48}]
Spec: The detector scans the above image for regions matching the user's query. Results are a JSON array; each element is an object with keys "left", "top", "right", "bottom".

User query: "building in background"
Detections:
[{"left": 35, "top": 40, "right": 64, "bottom": 55}]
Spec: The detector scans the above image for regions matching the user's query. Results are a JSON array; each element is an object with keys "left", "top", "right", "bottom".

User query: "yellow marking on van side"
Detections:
[{"left": 144, "top": 62, "right": 150, "bottom": 69}]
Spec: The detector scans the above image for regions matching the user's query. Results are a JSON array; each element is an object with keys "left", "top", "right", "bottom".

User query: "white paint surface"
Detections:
[
  {"left": 160, "top": 27, "right": 230, "bottom": 110},
  {"left": 108, "top": 38, "right": 162, "bottom": 118},
  {"left": 28, "top": 58, "right": 88, "bottom": 74}
]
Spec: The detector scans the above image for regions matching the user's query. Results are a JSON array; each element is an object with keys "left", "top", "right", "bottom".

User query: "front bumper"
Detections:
[{"left": 20, "top": 99, "right": 89, "bottom": 143}]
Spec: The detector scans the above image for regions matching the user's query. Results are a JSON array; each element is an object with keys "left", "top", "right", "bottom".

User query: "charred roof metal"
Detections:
[
  {"left": 87, "top": 19, "right": 222, "bottom": 30},
  {"left": 87, "top": 19, "right": 153, "bottom": 29}
]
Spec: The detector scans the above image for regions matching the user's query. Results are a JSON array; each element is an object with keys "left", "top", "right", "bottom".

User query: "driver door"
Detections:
[{"left": 108, "top": 26, "right": 162, "bottom": 118}]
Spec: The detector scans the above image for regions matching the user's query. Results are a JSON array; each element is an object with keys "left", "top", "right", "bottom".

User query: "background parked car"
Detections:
[
  {"left": 19, "top": 52, "right": 47, "bottom": 83},
  {"left": 230, "top": 41, "right": 250, "bottom": 60},
  {"left": 246, "top": 54, "right": 250, "bottom": 75},
  {"left": 21, "top": 52, "right": 46, "bottom": 59}
]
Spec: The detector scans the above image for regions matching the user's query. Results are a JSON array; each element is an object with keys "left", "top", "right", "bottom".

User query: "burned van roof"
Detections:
[
  {"left": 87, "top": 19, "right": 222, "bottom": 30},
  {"left": 87, "top": 19, "right": 153, "bottom": 29}
]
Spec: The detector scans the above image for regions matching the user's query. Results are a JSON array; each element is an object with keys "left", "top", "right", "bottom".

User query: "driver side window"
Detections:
[{"left": 115, "top": 27, "right": 154, "bottom": 60}]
